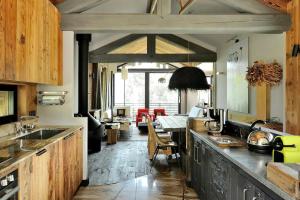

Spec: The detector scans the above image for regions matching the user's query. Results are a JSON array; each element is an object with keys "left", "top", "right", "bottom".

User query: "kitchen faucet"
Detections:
[{"left": 14, "top": 116, "right": 37, "bottom": 135}]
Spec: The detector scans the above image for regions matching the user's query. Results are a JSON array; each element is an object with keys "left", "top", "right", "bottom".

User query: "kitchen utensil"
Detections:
[
  {"left": 247, "top": 120, "right": 274, "bottom": 153},
  {"left": 272, "top": 136, "right": 300, "bottom": 163}
]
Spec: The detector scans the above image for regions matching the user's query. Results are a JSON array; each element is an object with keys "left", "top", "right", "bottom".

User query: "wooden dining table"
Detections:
[{"left": 156, "top": 115, "right": 188, "bottom": 132}]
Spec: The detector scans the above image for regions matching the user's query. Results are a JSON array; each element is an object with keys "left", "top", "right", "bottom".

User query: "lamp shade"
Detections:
[{"left": 168, "top": 67, "right": 210, "bottom": 91}]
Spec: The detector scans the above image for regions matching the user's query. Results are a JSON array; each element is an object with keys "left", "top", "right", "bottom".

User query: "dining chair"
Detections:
[{"left": 147, "top": 117, "right": 180, "bottom": 168}]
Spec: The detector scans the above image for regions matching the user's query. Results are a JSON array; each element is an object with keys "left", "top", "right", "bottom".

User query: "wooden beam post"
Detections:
[
  {"left": 286, "top": 0, "right": 300, "bottom": 134},
  {"left": 256, "top": 83, "right": 270, "bottom": 121}
]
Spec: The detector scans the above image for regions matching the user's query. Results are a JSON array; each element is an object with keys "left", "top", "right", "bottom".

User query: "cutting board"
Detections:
[
  {"left": 208, "top": 135, "right": 246, "bottom": 148},
  {"left": 267, "top": 162, "right": 300, "bottom": 199}
]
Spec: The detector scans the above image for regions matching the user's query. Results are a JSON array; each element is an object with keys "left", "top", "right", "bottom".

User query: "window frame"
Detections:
[{"left": 0, "top": 85, "right": 18, "bottom": 125}]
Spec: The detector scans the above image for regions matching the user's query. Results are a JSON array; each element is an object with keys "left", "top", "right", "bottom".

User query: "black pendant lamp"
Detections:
[{"left": 168, "top": 66, "right": 210, "bottom": 91}]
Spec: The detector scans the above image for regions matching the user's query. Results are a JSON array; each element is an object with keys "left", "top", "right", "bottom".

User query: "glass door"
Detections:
[
  {"left": 149, "top": 73, "right": 179, "bottom": 115},
  {"left": 114, "top": 73, "right": 145, "bottom": 119}
]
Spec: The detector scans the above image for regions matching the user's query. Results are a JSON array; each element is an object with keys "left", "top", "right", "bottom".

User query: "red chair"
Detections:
[
  {"left": 136, "top": 108, "right": 150, "bottom": 127},
  {"left": 153, "top": 108, "right": 167, "bottom": 121}
]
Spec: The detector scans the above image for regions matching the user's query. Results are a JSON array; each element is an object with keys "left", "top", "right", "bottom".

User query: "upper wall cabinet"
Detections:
[{"left": 0, "top": 0, "right": 63, "bottom": 85}]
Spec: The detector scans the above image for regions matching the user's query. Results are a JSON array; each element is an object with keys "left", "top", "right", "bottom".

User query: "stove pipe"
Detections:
[
  {"left": 76, "top": 34, "right": 91, "bottom": 115},
  {"left": 76, "top": 34, "right": 102, "bottom": 152}
]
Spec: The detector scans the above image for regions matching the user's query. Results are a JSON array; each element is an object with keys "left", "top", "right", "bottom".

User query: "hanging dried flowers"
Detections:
[{"left": 246, "top": 61, "right": 283, "bottom": 86}]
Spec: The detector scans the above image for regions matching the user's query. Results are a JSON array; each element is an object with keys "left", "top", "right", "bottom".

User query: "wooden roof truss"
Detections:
[{"left": 89, "top": 34, "right": 217, "bottom": 63}]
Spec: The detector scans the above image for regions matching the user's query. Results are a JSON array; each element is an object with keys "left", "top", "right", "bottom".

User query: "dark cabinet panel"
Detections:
[{"left": 190, "top": 133, "right": 278, "bottom": 200}]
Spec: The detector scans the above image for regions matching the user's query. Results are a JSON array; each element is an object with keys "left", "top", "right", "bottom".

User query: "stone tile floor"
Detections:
[
  {"left": 77, "top": 125, "right": 199, "bottom": 199},
  {"left": 75, "top": 159, "right": 199, "bottom": 200}
]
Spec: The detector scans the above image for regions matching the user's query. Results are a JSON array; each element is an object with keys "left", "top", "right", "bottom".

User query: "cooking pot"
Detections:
[{"left": 247, "top": 120, "right": 274, "bottom": 154}]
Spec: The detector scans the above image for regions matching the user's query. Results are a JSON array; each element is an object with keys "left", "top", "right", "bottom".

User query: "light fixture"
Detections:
[
  {"left": 158, "top": 77, "right": 166, "bottom": 84},
  {"left": 168, "top": 67, "right": 210, "bottom": 91}
]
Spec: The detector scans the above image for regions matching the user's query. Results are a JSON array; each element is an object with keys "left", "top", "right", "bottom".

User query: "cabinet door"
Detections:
[
  {"left": 31, "top": 148, "right": 50, "bottom": 200},
  {"left": 229, "top": 167, "right": 239, "bottom": 200},
  {"left": 75, "top": 130, "right": 83, "bottom": 192},
  {"left": 237, "top": 173, "right": 255, "bottom": 200},
  {"left": 48, "top": 141, "right": 64, "bottom": 200},
  {"left": 63, "top": 132, "right": 76, "bottom": 200},
  {"left": 63, "top": 130, "right": 83, "bottom": 200},
  {"left": 19, "top": 157, "right": 33, "bottom": 200},
  {"left": 0, "top": 0, "right": 6, "bottom": 79},
  {"left": 4, "top": 0, "right": 17, "bottom": 80},
  {"left": 49, "top": 3, "right": 61, "bottom": 85},
  {"left": 15, "top": 0, "right": 28, "bottom": 82},
  {"left": 192, "top": 137, "right": 200, "bottom": 195}
]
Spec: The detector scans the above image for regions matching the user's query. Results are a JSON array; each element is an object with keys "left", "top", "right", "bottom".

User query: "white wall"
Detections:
[
  {"left": 37, "top": 31, "right": 89, "bottom": 180},
  {"left": 216, "top": 34, "right": 285, "bottom": 122}
]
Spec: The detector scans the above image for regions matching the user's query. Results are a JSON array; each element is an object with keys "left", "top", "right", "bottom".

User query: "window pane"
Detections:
[
  {"left": 149, "top": 73, "right": 179, "bottom": 115},
  {"left": 114, "top": 73, "right": 125, "bottom": 104},
  {"left": 198, "top": 77, "right": 212, "bottom": 107},
  {"left": 0, "top": 91, "right": 14, "bottom": 117},
  {"left": 114, "top": 73, "right": 145, "bottom": 118}
]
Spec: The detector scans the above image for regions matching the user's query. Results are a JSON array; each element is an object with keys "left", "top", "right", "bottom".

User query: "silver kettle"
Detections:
[{"left": 247, "top": 120, "right": 274, "bottom": 154}]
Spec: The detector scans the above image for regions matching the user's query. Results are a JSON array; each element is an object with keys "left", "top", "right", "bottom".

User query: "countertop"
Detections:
[
  {"left": 190, "top": 129, "right": 293, "bottom": 200},
  {"left": 0, "top": 125, "right": 82, "bottom": 174}
]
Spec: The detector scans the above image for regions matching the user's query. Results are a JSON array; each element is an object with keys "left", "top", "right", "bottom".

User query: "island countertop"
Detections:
[
  {"left": 0, "top": 125, "right": 82, "bottom": 175},
  {"left": 190, "top": 129, "right": 293, "bottom": 200}
]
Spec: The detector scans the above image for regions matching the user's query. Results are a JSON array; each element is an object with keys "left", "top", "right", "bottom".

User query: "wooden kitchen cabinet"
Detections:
[
  {"left": 18, "top": 129, "right": 83, "bottom": 200},
  {"left": 62, "top": 129, "right": 83, "bottom": 200},
  {"left": 0, "top": 0, "right": 62, "bottom": 85},
  {"left": 19, "top": 146, "right": 51, "bottom": 200}
]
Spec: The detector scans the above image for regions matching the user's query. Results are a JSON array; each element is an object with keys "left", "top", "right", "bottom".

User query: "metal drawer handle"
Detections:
[
  {"left": 36, "top": 149, "right": 47, "bottom": 156},
  {"left": 64, "top": 132, "right": 75, "bottom": 140},
  {"left": 194, "top": 145, "right": 197, "bottom": 162},
  {"left": 243, "top": 189, "right": 248, "bottom": 200},
  {"left": 196, "top": 145, "right": 201, "bottom": 164}
]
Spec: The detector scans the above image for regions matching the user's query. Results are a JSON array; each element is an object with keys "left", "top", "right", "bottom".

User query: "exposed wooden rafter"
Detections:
[
  {"left": 258, "top": 0, "right": 290, "bottom": 12},
  {"left": 89, "top": 34, "right": 217, "bottom": 63},
  {"left": 149, "top": 0, "right": 158, "bottom": 14},
  {"left": 62, "top": 14, "right": 290, "bottom": 34},
  {"left": 178, "top": 0, "right": 195, "bottom": 14}
]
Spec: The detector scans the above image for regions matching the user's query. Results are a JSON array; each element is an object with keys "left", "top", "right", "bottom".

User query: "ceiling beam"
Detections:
[
  {"left": 257, "top": 0, "right": 290, "bottom": 12},
  {"left": 89, "top": 53, "right": 217, "bottom": 63},
  {"left": 212, "top": 0, "right": 279, "bottom": 14},
  {"left": 57, "top": 0, "right": 109, "bottom": 13},
  {"left": 61, "top": 14, "right": 290, "bottom": 34}
]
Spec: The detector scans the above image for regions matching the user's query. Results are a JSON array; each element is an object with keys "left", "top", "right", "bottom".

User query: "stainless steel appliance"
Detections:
[
  {"left": 247, "top": 120, "right": 274, "bottom": 154},
  {"left": 0, "top": 170, "right": 18, "bottom": 200}
]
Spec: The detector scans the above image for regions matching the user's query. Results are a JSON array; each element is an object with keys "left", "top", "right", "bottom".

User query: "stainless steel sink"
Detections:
[{"left": 17, "top": 128, "right": 67, "bottom": 140}]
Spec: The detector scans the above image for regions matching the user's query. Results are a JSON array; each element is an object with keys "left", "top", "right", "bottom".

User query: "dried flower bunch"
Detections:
[{"left": 246, "top": 61, "right": 283, "bottom": 86}]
